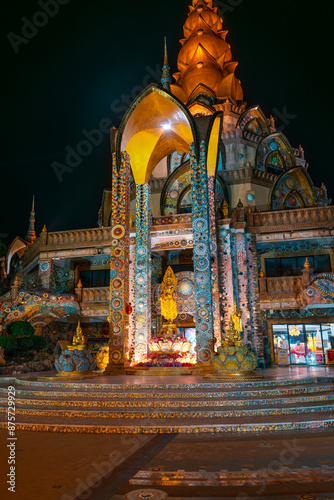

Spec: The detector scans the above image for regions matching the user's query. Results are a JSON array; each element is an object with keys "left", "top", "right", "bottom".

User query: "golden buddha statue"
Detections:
[
  {"left": 223, "top": 302, "right": 243, "bottom": 347},
  {"left": 68, "top": 320, "right": 86, "bottom": 350},
  {"left": 158, "top": 266, "right": 179, "bottom": 338}
]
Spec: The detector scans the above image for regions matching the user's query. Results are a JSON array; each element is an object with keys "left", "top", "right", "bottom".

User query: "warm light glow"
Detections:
[{"left": 162, "top": 123, "right": 172, "bottom": 131}]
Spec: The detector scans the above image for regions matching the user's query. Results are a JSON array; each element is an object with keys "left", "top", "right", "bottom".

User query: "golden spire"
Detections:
[
  {"left": 171, "top": 0, "right": 243, "bottom": 109},
  {"left": 25, "top": 196, "right": 37, "bottom": 245},
  {"left": 303, "top": 257, "right": 311, "bottom": 269},
  {"left": 259, "top": 268, "right": 265, "bottom": 278},
  {"left": 161, "top": 36, "right": 172, "bottom": 91}
]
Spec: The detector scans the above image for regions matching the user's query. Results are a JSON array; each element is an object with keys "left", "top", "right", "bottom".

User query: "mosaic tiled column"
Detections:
[
  {"left": 217, "top": 221, "right": 234, "bottom": 331},
  {"left": 107, "top": 152, "right": 130, "bottom": 372},
  {"left": 233, "top": 227, "right": 252, "bottom": 344},
  {"left": 246, "top": 233, "right": 264, "bottom": 362},
  {"left": 134, "top": 183, "right": 151, "bottom": 363},
  {"left": 38, "top": 259, "right": 53, "bottom": 291},
  {"left": 190, "top": 141, "right": 214, "bottom": 363},
  {"left": 127, "top": 238, "right": 136, "bottom": 364},
  {"left": 207, "top": 175, "right": 222, "bottom": 348}
]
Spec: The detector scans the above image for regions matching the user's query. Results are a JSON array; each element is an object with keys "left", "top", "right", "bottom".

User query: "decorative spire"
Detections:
[
  {"left": 303, "top": 257, "right": 311, "bottom": 269},
  {"left": 161, "top": 36, "right": 172, "bottom": 91},
  {"left": 171, "top": 0, "right": 243, "bottom": 108},
  {"left": 25, "top": 196, "right": 37, "bottom": 245}
]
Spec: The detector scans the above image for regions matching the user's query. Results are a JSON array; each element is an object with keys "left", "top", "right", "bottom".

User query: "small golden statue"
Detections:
[
  {"left": 68, "top": 320, "right": 86, "bottom": 350},
  {"left": 223, "top": 301, "right": 243, "bottom": 347},
  {"left": 158, "top": 266, "right": 179, "bottom": 338}
]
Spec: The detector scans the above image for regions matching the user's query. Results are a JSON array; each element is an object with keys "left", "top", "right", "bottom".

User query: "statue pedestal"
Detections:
[
  {"left": 54, "top": 348, "right": 96, "bottom": 378},
  {"left": 205, "top": 343, "right": 262, "bottom": 380}
]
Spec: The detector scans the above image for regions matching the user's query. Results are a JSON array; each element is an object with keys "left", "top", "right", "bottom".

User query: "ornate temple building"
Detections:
[{"left": 1, "top": 0, "right": 334, "bottom": 371}]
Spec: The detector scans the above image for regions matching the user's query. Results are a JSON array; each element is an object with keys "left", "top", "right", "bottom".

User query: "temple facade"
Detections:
[{"left": 1, "top": 0, "right": 334, "bottom": 370}]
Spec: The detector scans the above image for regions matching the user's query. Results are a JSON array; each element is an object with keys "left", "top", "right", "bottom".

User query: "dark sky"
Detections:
[{"left": 1, "top": 0, "right": 332, "bottom": 245}]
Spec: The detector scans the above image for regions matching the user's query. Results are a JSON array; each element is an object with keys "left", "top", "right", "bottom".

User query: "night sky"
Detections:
[{"left": 1, "top": 0, "right": 332, "bottom": 246}]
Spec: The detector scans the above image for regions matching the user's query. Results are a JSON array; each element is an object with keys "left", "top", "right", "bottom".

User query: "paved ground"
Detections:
[
  {"left": 1, "top": 429, "right": 334, "bottom": 500},
  {"left": 1, "top": 367, "right": 334, "bottom": 499}
]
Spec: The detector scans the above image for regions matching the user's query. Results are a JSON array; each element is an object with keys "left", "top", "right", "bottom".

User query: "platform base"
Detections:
[{"left": 204, "top": 370, "right": 263, "bottom": 380}]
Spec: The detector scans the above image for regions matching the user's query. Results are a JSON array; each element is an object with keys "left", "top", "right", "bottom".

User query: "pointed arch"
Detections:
[
  {"left": 161, "top": 161, "right": 227, "bottom": 215},
  {"left": 256, "top": 132, "right": 296, "bottom": 173},
  {"left": 116, "top": 84, "right": 199, "bottom": 184},
  {"left": 237, "top": 106, "right": 269, "bottom": 137},
  {"left": 269, "top": 166, "right": 317, "bottom": 210},
  {"left": 6, "top": 237, "right": 27, "bottom": 275}
]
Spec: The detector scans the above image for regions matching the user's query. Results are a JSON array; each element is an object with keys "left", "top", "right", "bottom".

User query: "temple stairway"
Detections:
[{"left": 1, "top": 375, "right": 334, "bottom": 434}]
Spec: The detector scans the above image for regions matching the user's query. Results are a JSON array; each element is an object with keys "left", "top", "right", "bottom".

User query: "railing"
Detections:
[
  {"left": 152, "top": 214, "right": 192, "bottom": 227},
  {"left": 45, "top": 227, "right": 112, "bottom": 247},
  {"left": 259, "top": 276, "right": 302, "bottom": 295},
  {"left": 248, "top": 206, "right": 334, "bottom": 231},
  {"left": 80, "top": 287, "right": 109, "bottom": 303}
]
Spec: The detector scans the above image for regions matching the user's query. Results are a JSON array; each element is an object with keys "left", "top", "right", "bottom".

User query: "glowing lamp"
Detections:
[{"left": 162, "top": 123, "right": 171, "bottom": 131}]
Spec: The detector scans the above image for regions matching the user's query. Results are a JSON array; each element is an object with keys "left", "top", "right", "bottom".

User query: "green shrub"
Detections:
[
  {"left": 0, "top": 336, "right": 18, "bottom": 354},
  {"left": 7, "top": 321, "right": 35, "bottom": 337},
  {"left": 32, "top": 336, "right": 47, "bottom": 350}
]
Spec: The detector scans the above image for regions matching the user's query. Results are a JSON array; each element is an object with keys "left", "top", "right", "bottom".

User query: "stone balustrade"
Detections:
[
  {"left": 152, "top": 214, "right": 192, "bottom": 227},
  {"left": 247, "top": 206, "right": 334, "bottom": 231},
  {"left": 259, "top": 275, "right": 302, "bottom": 295},
  {"left": 45, "top": 227, "right": 112, "bottom": 248},
  {"left": 78, "top": 287, "right": 109, "bottom": 303}
]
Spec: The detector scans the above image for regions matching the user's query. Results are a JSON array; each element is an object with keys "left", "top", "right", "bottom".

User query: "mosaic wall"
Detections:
[
  {"left": 265, "top": 307, "right": 334, "bottom": 320},
  {"left": 108, "top": 152, "right": 130, "bottom": 368},
  {"left": 270, "top": 166, "right": 317, "bottom": 210},
  {"left": 38, "top": 259, "right": 52, "bottom": 290},
  {"left": 50, "top": 265, "right": 74, "bottom": 294},
  {"left": 162, "top": 163, "right": 226, "bottom": 216},
  {"left": 238, "top": 106, "right": 269, "bottom": 137},
  {"left": 300, "top": 272, "right": 334, "bottom": 309},
  {"left": 0, "top": 290, "right": 80, "bottom": 329},
  {"left": 234, "top": 230, "right": 252, "bottom": 343},
  {"left": 256, "top": 133, "right": 295, "bottom": 173},
  {"left": 190, "top": 141, "right": 214, "bottom": 363},
  {"left": 134, "top": 183, "right": 151, "bottom": 363},
  {"left": 168, "top": 150, "right": 190, "bottom": 174}
]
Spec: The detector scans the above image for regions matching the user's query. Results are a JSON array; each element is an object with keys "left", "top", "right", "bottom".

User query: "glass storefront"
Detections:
[{"left": 273, "top": 323, "right": 334, "bottom": 365}]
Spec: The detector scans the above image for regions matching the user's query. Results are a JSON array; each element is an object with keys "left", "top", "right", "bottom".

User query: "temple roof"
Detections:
[{"left": 171, "top": 0, "right": 243, "bottom": 110}]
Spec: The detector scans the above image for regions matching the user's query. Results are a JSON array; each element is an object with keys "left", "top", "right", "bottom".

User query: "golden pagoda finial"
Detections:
[
  {"left": 170, "top": 0, "right": 243, "bottom": 109},
  {"left": 237, "top": 199, "right": 243, "bottom": 208},
  {"left": 77, "top": 279, "right": 83, "bottom": 288},
  {"left": 41, "top": 224, "right": 47, "bottom": 233},
  {"left": 13, "top": 276, "right": 20, "bottom": 286},
  {"left": 259, "top": 268, "right": 265, "bottom": 278},
  {"left": 304, "top": 257, "right": 311, "bottom": 269},
  {"left": 247, "top": 204, "right": 252, "bottom": 213},
  {"left": 25, "top": 195, "right": 37, "bottom": 245}
]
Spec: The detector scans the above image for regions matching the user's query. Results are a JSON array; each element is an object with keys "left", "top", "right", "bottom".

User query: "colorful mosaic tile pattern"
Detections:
[
  {"left": 0, "top": 290, "right": 80, "bottom": 328},
  {"left": 190, "top": 141, "right": 214, "bottom": 363},
  {"left": 256, "top": 133, "right": 295, "bottom": 173},
  {"left": 270, "top": 166, "right": 317, "bottom": 210},
  {"left": 0, "top": 419, "right": 333, "bottom": 435},
  {"left": 246, "top": 234, "right": 264, "bottom": 361},
  {"left": 108, "top": 152, "right": 131, "bottom": 368},
  {"left": 207, "top": 175, "right": 222, "bottom": 348},
  {"left": 134, "top": 183, "right": 151, "bottom": 363},
  {"left": 217, "top": 223, "right": 234, "bottom": 332}
]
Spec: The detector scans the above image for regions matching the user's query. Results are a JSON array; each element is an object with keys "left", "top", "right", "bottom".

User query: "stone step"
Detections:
[{"left": 6, "top": 393, "right": 334, "bottom": 409}]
